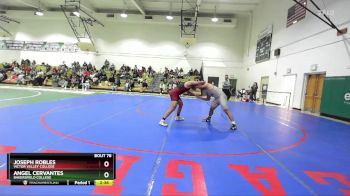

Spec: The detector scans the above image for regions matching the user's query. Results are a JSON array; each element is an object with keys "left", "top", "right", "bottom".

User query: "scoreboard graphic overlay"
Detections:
[{"left": 7, "top": 153, "right": 115, "bottom": 186}]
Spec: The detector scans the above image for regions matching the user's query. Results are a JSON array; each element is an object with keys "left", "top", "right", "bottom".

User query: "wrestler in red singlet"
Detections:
[
  {"left": 169, "top": 84, "right": 190, "bottom": 101},
  {"left": 159, "top": 80, "right": 205, "bottom": 127}
]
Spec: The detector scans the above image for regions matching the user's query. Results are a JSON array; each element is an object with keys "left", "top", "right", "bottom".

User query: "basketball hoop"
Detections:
[{"left": 180, "top": 37, "right": 196, "bottom": 48}]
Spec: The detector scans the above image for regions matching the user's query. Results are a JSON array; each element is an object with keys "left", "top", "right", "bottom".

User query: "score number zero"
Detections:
[
  {"left": 94, "top": 154, "right": 113, "bottom": 179},
  {"left": 103, "top": 160, "right": 110, "bottom": 178}
]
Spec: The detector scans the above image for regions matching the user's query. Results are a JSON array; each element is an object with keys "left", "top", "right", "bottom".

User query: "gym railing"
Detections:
[{"left": 258, "top": 90, "right": 292, "bottom": 109}]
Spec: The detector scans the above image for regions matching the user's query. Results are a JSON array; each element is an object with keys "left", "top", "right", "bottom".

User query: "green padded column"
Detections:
[{"left": 320, "top": 76, "right": 350, "bottom": 119}]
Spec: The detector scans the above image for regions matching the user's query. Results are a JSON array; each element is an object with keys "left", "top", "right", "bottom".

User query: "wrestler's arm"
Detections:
[
  {"left": 195, "top": 90, "right": 210, "bottom": 101},
  {"left": 196, "top": 95, "right": 210, "bottom": 101},
  {"left": 184, "top": 80, "right": 205, "bottom": 88}
]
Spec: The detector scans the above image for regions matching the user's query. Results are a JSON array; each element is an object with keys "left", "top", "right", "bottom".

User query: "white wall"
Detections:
[
  {"left": 243, "top": 0, "right": 350, "bottom": 109},
  {"left": 0, "top": 11, "right": 248, "bottom": 89},
  {"left": 203, "top": 65, "right": 243, "bottom": 89},
  {"left": 0, "top": 16, "right": 96, "bottom": 66},
  {"left": 0, "top": 50, "right": 21, "bottom": 63}
]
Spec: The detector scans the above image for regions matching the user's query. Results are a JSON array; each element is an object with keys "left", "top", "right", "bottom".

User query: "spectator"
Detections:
[
  {"left": 125, "top": 79, "right": 131, "bottom": 92},
  {"left": 109, "top": 73, "right": 116, "bottom": 84},
  {"left": 32, "top": 72, "right": 44, "bottom": 86},
  {"left": 13, "top": 66, "right": 22, "bottom": 75},
  {"left": 102, "top": 59, "right": 110, "bottom": 71},
  {"left": 88, "top": 62, "right": 93, "bottom": 71},
  {"left": 82, "top": 77, "right": 90, "bottom": 91},
  {"left": 104, "top": 59, "right": 110, "bottom": 66},
  {"left": 178, "top": 71, "right": 184, "bottom": 79},
  {"left": 31, "top": 60, "right": 36, "bottom": 67},
  {"left": 17, "top": 73, "right": 25, "bottom": 85},
  {"left": 92, "top": 66, "right": 97, "bottom": 72},
  {"left": 100, "top": 70, "right": 107, "bottom": 81},
  {"left": 130, "top": 79, "right": 135, "bottom": 89},
  {"left": 189, "top": 68, "right": 194, "bottom": 76},
  {"left": 115, "top": 76, "right": 121, "bottom": 88},
  {"left": 0, "top": 71, "right": 7, "bottom": 82},
  {"left": 172, "top": 81, "right": 177, "bottom": 89},
  {"left": 111, "top": 77, "right": 119, "bottom": 91},
  {"left": 222, "top": 75, "right": 232, "bottom": 100},
  {"left": 175, "top": 67, "right": 179, "bottom": 76},
  {"left": 140, "top": 79, "right": 148, "bottom": 93},
  {"left": 163, "top": 71, "right": 168, "bottom": 79},
  {"left": 91, "top": 73, "right": 99, "bottom": 86},
  {"left": 4, "top": 63, "right": 12, "bottom": 70},
  {"left": 193, "top": 69, "right": 199, "bottom": 76},
  {"left": 110, "top": 63, "right": 115, "bottom": 71},
  {"left": 159, "top": 80, "right": 166, "bottom": 94},
  {"left": 24, "top": 66, "right": 32, "bottom": 76},
  {"left": 147, "top": 66, "right": 153, "bottom": 76},
  {"left": 59, "top": 77, "right": 68, "bottom": 90},
  {"left": 76, "top": 62, "right": 81, "bottom": 71},
  {"left": 120, "top": 64, "right": 126, "bottom": 72},
  {"left": 71, "top": 75, "right": 80, "bottom": 89},
  {"left": 136, "top": 76, "right": 142, "bottom": 84},
  {"left": 51, "top": 74, "right": 60, "bottom": 88},
  {"left": 250, "top": 82, "right": 258, "bottom": 101},
  {"left": 168, "top": 80, "right": 174, "bottom": 91}
]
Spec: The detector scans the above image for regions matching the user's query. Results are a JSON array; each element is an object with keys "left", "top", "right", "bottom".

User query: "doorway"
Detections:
[
  {"left": 281, "top": 75, "right": 297, "bottom": 108},
  {"left": 260, "top": 76, "right": 269, "bottom": 99},
  {"left": 304, "top": 73, "right": 325, "bottom": 113},
  {"left": 229, "top": 79, "right": 237, "bottom": 96},
  {"left": 208, "top": 76, "right": 219, "bottom": 87}
]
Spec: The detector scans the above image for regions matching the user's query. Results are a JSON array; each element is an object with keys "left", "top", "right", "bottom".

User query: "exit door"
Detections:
[
  {"left": 260, "top": 76, "right": 269, "bottom": 99},
  {"left": 304, "top": 74, "right": 325, "bottom": 113},
  {"left": 229, "top": 79, "right": 237, "bottom": 96}
]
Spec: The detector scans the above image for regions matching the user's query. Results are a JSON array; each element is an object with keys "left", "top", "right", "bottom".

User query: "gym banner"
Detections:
[{"left": 320, "top": 76, "right": 350, "bottom": 120}]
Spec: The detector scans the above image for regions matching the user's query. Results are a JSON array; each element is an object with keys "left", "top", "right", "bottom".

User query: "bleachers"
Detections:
[{"left": 0, "top": 62, "right": 200, "bottom": 94}]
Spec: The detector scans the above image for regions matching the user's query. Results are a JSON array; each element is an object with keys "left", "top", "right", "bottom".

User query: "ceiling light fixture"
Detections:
[
  {"left": 34, "top": 1, "right": 44, "bottom": 16},
  {"left": 120, "top": 13, "right": 128, "bottom": 18},
  {"left": 166, "top": 15, "right": 173, "bottom": 20},
  {"left": 34, "top": 11, "right": 44, "bottom": 16},
  {"left": 73, "top": 11, "right": 80, "bottom": 17},
  {"left": 79, "top": 37, "right": 91, "bottom": 43},
  {"left": 166, "top": 2, "right": 173, "bottom": 21},
  {"left": 211, "top": 5, "right": 219, "bottom": 23},
  {"left": 211, "top": 17, "right": 219, "bottom": 22},
  {"left": 120, "top": 0, "right": 128, "bottom": 18}
]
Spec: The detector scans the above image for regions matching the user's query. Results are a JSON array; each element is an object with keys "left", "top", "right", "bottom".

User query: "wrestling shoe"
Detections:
[
  {"left": 231, "top": 123, "right": 237, "bottom": 130},
  {"left": 159, "top": 120, "right": 168, "bottom": 127},
  {"left": 203, "top": 116, "right": 211, "bottom": 122},
  {"left": 175, "top": 116, "right": 185, "bottom": 121}
]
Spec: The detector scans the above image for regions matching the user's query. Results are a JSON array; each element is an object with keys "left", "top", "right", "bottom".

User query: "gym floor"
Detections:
[{"left": 0, "top": 86, "right": 349, "bottom": 195}]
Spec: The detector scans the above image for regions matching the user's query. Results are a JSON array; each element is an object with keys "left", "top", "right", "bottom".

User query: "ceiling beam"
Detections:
[
  {"left": 201, "top": 0, "right": 261, "bottom": 4},
  {"left": 80, "top": 1, "right": 96, "bottom": 13},
  {"left": 3, "top": 7, "right": 236, "bottom": 18},
  {"left": 197, "top": 0, "right": 202, "bottom": 7},
  {"left": 0, "top": 25, "right": 12, "bottom": 36},
  {"left": 14, "top": 0, "right": 49, "bottom": 11},
  {"left": 195, "top": 0, "right": 202, "bottom": 19},
  {"left": 130, "top": 0, "right": 146, "bottom": 15},
  {"left": 147, "top": 10, "right": 235, "bottom": 18}
]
